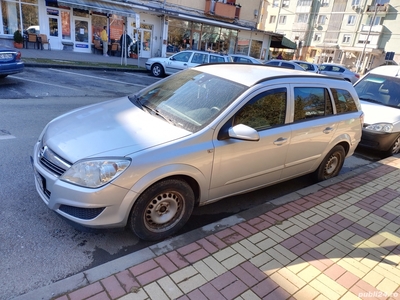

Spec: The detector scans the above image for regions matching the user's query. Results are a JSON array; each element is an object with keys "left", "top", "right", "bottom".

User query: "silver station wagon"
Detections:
[{"left": 32, "top": 64, "right": 363, "bottom": 241}]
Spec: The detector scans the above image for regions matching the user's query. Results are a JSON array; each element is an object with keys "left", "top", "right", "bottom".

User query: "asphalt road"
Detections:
[{"left": 0, "top": 67, "right": 379, "bottom": 299}]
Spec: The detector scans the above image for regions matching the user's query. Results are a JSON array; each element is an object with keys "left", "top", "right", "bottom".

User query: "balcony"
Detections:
[
  {"left": 366, "top": 3, "right": 389, "bottom": 15},
  {"left": 204, "top": 0, "right": 241, "bottom": 20},
  {"left": 360, "top": 24, "right": 383, "bottom": 33}
]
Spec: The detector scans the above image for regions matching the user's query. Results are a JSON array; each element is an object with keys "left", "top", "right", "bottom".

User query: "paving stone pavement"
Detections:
[
  {"left": 15, "top": 156, "right": 400, "bottom": 300},
  {"left": 14, "top": 49, "right": 400, "bottom": 300}
]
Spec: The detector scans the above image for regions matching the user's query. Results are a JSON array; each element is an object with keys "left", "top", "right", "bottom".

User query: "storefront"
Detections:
[{"left": 0, "top": 0, "right": 275, "bottom": 60}]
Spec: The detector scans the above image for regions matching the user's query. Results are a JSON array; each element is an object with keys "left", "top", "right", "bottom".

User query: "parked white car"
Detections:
[
  {"left": 145, "top": 50, "right": 232, "bottom": 77},
  {"left": 229, "top": 54, "right": 262, "bottom": 64},
  {"left": 354, "top": 65, "right": 400, "bottom": 156},
  {"left": 264, "top": 59, "right": 306, "bottom": 71},
  {"left": 291, "top": 60, "right": 319, "bottom": 73},
  {"left": 319, "top": 63, "right": 360, "bottom": 83},
  {"left": 32, "top": 64, "right": 363, "bottom": 241}
]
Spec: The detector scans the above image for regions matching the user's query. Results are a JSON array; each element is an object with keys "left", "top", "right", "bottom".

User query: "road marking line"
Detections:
[
  {"left": 9, "top": 76, "right": 81, "bottom": 91},
  {"left": 50, "top": 69, "right": 147, "bottom": 87}
]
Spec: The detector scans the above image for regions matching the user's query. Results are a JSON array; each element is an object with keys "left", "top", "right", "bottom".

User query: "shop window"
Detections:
[
  {"left": 91, "top": 14, "right": 106, "bottom": 42},
  {"left": 61, "top": 10, "right": 70, "bottom": 39},
  {"left": 1, "top": 0, "right": 38, "bottom": 35},
  {"left": 250, "top": 39, "right": 262, "bottom": 59}
]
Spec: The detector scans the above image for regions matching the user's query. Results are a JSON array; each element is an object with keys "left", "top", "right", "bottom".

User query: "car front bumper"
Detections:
[
  {"left": 31, "top": 141, "right": 137, "bottom": 229},
  {"left": 359, "top": 129, "right": 399, "bottom": 152}
]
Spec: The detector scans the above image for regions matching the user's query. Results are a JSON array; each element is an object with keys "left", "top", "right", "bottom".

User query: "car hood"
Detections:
[
  {"left": 42, "top": 97, "right": 191, "bottom": 163},
  {"left": 360, "top": 100, "right": 400, "bottom": 124}
]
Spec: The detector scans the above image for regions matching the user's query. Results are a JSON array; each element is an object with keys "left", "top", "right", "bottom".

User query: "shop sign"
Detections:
[
  {"left": 47, "top": 8, "right": 59, "bottom": 16},
  {"left": 75, "top": 44, "right": 89, "bottom": 48}
]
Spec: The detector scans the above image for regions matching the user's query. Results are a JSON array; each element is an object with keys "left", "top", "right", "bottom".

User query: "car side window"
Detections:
[
  {"left": 331, "top": 88, "right": 358, "bottom": 113},
  {"left": 294, "top": 87, "right": 333, "bottom": 121},
  {"left": 210, "top": 55, "right": 225, "bottom": 63},
  {"left": 331, "top": 66, "right": 342, "bottom": 73},
  {"left": 281, "top": 62, "right": 295, "bottom": 69},
  {"left": 191, "top": 53, "right": 208, "bottom": 64},
  {"left": 233, "top": 88, "right": 287, "bottom": 130},
  {"left": 173, "top": 52, "right": 192, "bottom": 62}
]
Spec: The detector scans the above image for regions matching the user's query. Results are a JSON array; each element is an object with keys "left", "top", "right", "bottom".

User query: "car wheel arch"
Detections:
[{"left": 129, "top": 165, "right": 205, "bottom": 207}]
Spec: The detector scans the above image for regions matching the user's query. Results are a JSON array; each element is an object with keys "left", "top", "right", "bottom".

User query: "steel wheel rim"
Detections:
[
  {"left": 324, "top": 154, "right": 339, "bottom": 176},
  {"left": 392, "top": 137, "right": 400, "bottom": 154},
  {"left": 144, "top": 192, "right": 183, "bottom": 232}
]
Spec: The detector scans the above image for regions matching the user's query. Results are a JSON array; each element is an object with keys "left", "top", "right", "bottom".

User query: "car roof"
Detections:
[
  {"left": 179, "top": 50, "right": 229, "bottom": 56},
  {"left": 193, "top": 63, "right": 326, "bottom": 86},
  {"left": 368, "top": 65, "right": 400, "bottom": 77}
]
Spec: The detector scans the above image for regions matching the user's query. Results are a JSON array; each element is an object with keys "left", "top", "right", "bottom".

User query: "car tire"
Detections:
[
  {"left": 128, "top": 178, "right": 195, "bottom": 241},
  {"left": 314, "top": 145, "right": 345, "bottom": 181},
  {"left": 383, "top": 135, "right": 400, "bottom": 157},
  {"left": 151, "top": 63, "right": 164, "bottom": 77}
]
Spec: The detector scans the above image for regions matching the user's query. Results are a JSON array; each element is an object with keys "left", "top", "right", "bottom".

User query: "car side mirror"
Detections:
[
  {"left": 228, "top": 124, "right": 260, "bottom": 141},
  {"left": 170, "top": 57, "right": 175, "bottom": 61}
]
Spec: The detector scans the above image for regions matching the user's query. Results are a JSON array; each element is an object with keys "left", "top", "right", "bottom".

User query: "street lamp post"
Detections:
[{"left": 357, "top": 0, "right": 379, "bottom": 73}]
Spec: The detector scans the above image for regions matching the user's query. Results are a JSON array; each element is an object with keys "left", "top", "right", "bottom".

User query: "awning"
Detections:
[
  {"left": 269, "top": 35, "right": 297, "bottom": 50},
  {"left": 315, "top": 43, "right": 339, "bottom": 49},
  {"left": 57, "top": 0, "right": 136, "bottom": 17}
]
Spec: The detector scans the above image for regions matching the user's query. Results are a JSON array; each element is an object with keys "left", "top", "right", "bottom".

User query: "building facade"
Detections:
[
  {"left": 264, "top": 0, "right": 399, "bottom": 73},
  {"left": 0, "top": 0, "right": 295, "bottom": 60}
]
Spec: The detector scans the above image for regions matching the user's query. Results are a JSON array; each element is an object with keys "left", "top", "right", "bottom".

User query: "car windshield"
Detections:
[
  {"left": 354, "top": 74, "right": 400, "bottom": 108},
  {"left": 132, "top": 69, "right": 247, "bottom": 132}
]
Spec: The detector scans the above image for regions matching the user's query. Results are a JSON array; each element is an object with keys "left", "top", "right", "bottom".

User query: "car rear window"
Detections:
[{"left": 331, "top": 88, "right": 358, "bottom": 113}]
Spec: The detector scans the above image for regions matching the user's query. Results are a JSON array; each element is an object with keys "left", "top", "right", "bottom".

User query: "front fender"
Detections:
[{"left": 131, "top": 163, "right": 209, "bottom": 203}]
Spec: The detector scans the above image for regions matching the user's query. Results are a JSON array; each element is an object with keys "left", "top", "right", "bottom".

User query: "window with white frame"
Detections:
[
  {"left": 314, "top": 33, "right": 321, "bottom": 41},
  {"left": 347, "top": 15, "right": 356, "bottom": 25},
  {"left": 321, "top": 0, "right": 329, "bottom": 7},
  {"left": 367, "top": 16, "right": 381, "bottom": 26},
  {"left": 297, "top": 14, "right": 308, "bottom": 23},
  {"left": 273, "top": 0, "right": 279, "bottom": 7},
  {"left": 282, "top": 0, "right": 290, "bottom": 7},
  {"left": 342, "top": 34, "right": 351, "bottom": 43},
  {"left": 270, "top": 15, "right": 277, "bottom": 23},
  {"left": 1, "top": 0, "right": 39, "bottom": 35},
  {"left": 317, "top": 15, "right": 327, "bottom": 24},
  {"left": 297, "top": 0, "right": 312, "bottom": 6},
  {"left": 279, "top": 15, "right": 287, "bottom": 24},
  {"left": 351, "top": 0, "right": 360, "bottom": 5}
]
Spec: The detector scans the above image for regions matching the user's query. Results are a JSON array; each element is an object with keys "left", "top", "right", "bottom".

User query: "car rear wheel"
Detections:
[
  {"left": 314, "top": 145, "right": 345, "bottom": 181},
  {"left": 151, "top": 63, "right": 164, "bottom": 77},
  {"left": 129, "top": 179, "right": 194, "bottom": 241}
]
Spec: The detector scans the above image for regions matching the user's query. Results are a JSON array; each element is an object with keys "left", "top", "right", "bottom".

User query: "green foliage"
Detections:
[{"left": 13, "top": 30, "right": 23, "bottom": 43}]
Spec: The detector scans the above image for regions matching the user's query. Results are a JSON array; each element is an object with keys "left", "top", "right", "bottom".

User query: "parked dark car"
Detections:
[{"left": 0, "top": 47, "right": 24, "bottom": 78}]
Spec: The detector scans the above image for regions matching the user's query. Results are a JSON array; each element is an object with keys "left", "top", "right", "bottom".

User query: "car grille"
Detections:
[
  {"left": 59, "top": 205, "right": 105, "bottom": 220},
  {"left": 38, "top": 143, "right": 71, "bottom": 177}
]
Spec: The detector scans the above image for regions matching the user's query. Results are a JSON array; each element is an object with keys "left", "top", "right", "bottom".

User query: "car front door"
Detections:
[
  {"left": 209, "top": 86, "right": 291, "bottom": 201},
  {"left": 165, "top": 51, "right": 193, "bottom": 74}
]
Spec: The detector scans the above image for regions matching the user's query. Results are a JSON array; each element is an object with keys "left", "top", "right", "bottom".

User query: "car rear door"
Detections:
[{"left": 281, "top": 84, "right": 339, "bottom": 179}]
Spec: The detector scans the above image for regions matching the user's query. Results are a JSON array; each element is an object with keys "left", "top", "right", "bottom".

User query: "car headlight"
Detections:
[
  {"left": 365, "top": 123, "right": 393, "bottom": 133},
  {"left": 60, "top": 159, "right": 131, "bottom": 188}
]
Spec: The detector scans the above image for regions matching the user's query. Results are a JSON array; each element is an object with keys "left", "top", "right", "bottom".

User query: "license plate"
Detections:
[
  {"left": 31, "top": 157, "right": 46, "bottom": 191},
  {"left": 0, "top": 53, "right": 12, "bottom": 59}
]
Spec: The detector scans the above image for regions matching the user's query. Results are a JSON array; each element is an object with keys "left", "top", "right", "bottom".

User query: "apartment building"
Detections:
[
  {"left": 0, "top": 0, "right": 296, "bottom": 60},
  {"left": 264, "top": 0, "right": 399, "bottom": 72}
]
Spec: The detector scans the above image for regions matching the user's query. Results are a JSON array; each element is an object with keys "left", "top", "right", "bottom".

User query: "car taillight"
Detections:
[
  {"left": 15, "top": 51, "right": 21, "bottom": 60},
  {"left": 355, "top": 74, "right": 360, "bottom": 78}
]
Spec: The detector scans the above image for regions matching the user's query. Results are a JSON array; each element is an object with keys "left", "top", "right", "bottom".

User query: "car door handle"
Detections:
[
  {"left": 323, "top": 127, "right": 334, "bottom": 134},
  {"left": 273, "top": 137, "right": 288, "bottom": 145}
]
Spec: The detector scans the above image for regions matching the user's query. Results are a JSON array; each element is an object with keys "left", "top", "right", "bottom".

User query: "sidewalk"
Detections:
[
  {"left": 19, "top": 48, "right": 148, "bottom": 70},
  {"left": 14, "top": 155, "right": 400, "bottom": 300},
  {"left": 14, "top": 50, "right": 400, "bottom": 300}
]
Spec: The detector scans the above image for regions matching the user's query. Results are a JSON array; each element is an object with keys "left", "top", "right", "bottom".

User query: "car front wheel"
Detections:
[
  {"left": 151, "top": 63, "right": 164, "bottom": 77},
  {"left": 383, "top": 135, "right": 400, "bottom": 157},
  {"left": 129, "top": 179, "right": 195, "bottom": 241},
  {"left": 314, "top": 145, "right": 345, "bottom": 181}
]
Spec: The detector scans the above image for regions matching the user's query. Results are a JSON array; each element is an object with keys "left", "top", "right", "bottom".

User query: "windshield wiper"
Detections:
[
  {"left": 128, "top": 94, "right": 143, "bottom": 108},
  {"left": 141, "top": 103, "right": 175, "bottom": 125},
  {"left": 359, "top": 97, "right": 381, "bottom": 103}
]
